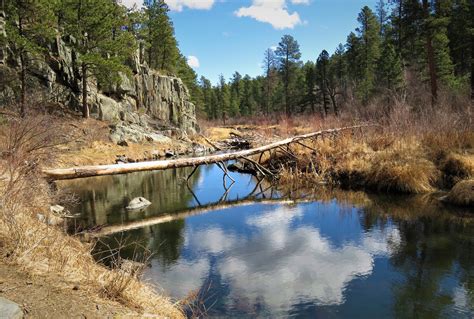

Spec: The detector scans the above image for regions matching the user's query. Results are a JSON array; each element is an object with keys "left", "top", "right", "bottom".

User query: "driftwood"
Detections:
[{"left": 44, "top": 125, "right": 371, "bottom": 181}]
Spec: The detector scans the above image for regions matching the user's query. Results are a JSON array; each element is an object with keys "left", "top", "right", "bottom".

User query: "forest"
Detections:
[
  {"left": 3, "top": 0, "right": 473, "bottom": 121},
  {"left": 2, "top": 0, "right": 200, "bottom": 117},
  {"left": 200, "top": 0, "right": 473, "bottom": 121}
]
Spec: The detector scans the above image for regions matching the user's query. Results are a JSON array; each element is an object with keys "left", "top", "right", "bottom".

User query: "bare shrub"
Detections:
[{"left": 0, "top": 112, "right": 184, "bottom": 317}]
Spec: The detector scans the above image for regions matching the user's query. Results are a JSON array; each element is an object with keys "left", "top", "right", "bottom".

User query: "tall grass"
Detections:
[
  {"left": 0, "top": 113, "right": 184, "bottom": 317},
  {"left": 205, "top": 94, "right": 472, "bottom": 196}
]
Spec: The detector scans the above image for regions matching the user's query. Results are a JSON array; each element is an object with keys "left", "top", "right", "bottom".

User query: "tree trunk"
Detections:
[
  {"left": 423, "top": 0, "right": 438, "bottom": 106},
  {"left": 81, "top": 62, "right": 89, "bottom": 118},
  {"left": 471, "top": 28, "right": 474, "bottom": 100}
]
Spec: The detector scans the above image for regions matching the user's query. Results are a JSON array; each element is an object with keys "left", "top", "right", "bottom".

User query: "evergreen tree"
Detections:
[
  {"left": 144, "top": 0, "right": 179, "bottom": 72},
  {"left": 241, "top": 75, "right": 255, "bottom": 116},
  {"left": 331, "top": 44, "right": 348, "bottom": 98},
  {"left": 447, "top": 0, "right": 471, "bottom": 78},
  {"left": 346, "top": 32, "right": 361, "bottom": 84},
  {"left": 377, "top": 39, "right": 404, "bottom": 93},
  {"left": 262, "top": 48, "right": 277, "bottom": 114},
  {"left": 302, "top": 61, "right": 317, "bottom": 113},
  {"left": 376, "top": 0, "right": 389, "bottom": 35},
  {"left": 229, "top": 72, "right": 242, "bottom": 117},
  {"left": 275, "top": 34, "right": 301, "bottom": 116},
  {"left": 316, "top": 50, "right": 331, "bottom": 116},
  {"left": 199, "top": 76, "right": 213, "bottom": 119},
  {"left": 431, "top": 0, "right": 455, "bottom": 87},
  {"left": 217, "top": 74, "right": 230, "bottom": 123},
  {"left": 62, "top": 0, "right": 136, "bottom": 118},
  {"left": 356, "top": 6, "right": 381, "bottom": 103},
  {"left": 5, "top": 0, "right": 56, "bottom": 115}
]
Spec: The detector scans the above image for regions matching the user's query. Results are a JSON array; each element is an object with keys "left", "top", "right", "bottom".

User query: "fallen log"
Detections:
[{"left": 44, "top": 124, "right": 371, "bottom": 180}]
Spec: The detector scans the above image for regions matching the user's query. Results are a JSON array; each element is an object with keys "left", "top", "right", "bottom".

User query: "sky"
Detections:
[{"left": 122, "top": 0, "right": 380, "bottom": 84}]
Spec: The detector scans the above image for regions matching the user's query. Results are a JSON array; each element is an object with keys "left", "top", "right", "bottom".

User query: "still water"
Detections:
[{"left": 60, "top": 164, "right": 474, "bottom": 318}]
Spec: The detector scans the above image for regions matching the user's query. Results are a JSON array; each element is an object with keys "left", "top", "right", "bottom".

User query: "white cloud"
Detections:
[
  {"left": 166, "top": 0, "right": 215, "bottom": 11},
  {"left": 187, "top": 55, "right": 200, "bottom": 68},
  {"left": 234, "top": 0, "right": 304, "bottom": 29},
  {"left": 291, "top": 0, "right": 310, "bottom": 4}
]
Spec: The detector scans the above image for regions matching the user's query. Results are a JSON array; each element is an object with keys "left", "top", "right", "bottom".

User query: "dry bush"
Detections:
[
  {"left": 445, "top": 179, "right": 474, "bottom": 207},
  {"left": 439, "top": 153, "right": 474, "bottom": 187},
  {"left": 0, "top": 113, "right": 184, "bottom": 317},
  {"left": 365, "top": 148, "right": 440, "bottom": 193}
]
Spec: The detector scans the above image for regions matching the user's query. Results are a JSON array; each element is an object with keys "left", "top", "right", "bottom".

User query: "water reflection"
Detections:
[{"left": 61, "top": 166, "right": 474, "bottom": 318}]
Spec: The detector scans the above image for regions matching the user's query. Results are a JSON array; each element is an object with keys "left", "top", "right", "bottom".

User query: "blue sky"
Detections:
[{"left": 123, "top": 0, "right": 380, "bottom": 83}]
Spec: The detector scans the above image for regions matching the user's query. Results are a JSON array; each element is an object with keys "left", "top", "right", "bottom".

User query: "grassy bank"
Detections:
[
  {"left": 200, "top": 101, "right": 473, "bottom": 206},
  {"left": 0, "top": 114, "right": 185, "bottom": 317}
]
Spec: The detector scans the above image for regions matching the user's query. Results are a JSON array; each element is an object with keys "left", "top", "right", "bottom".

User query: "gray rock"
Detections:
[
  {"left": 0, "top": 11, "right": 7, "bottom": 65},
  {"left": 97, "top": 94, "right": 121, "bottom": 123},
  {"left": 126, "top": 197, "right": 151, "bottom": 211},
  {"left": 0, "top": 297, "right": 23, "bottom": 319},
  {"left": 1, "top": 33, "right": 197, "bottom": 135},
  {"left": 110, "top": 122, "right": 171, "bottom": 145}
]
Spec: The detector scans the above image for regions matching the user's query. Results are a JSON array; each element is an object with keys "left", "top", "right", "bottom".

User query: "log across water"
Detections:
[{"left": 44, "top": 125, "right": 370, "bottom": 181}]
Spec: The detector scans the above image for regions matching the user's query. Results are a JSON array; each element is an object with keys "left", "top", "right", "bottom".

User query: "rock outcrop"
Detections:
[{"left": 0, "top": 27, "right": 198, "bottom": 139}]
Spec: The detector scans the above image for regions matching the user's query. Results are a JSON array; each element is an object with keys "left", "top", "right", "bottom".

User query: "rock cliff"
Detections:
[{"left": 0, "top": 12, "right": 197, "bottom": 142}]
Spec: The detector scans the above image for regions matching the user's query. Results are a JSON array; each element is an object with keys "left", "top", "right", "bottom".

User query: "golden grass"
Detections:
[
  {"left": 0, "top": 208, "right": 184, "bottom": 317},
  {"left": 439, "top": 153, "right": 474, "bottom": 186},
  {"left": 0, "top": 115, "right": 184, "bottom": 317},
  {"left": 276, "top": 130, "right": 470, "bottom": 194},
  {"left": 445, "top": 179, "right": 474, "bottom": 207},
  {"left": 364, "top": 145, "right": 440, "bottom": 193}
]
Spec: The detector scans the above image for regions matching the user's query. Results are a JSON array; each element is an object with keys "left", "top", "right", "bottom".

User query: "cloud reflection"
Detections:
[{"left": 151, "top": 205, "right": 400, "bottom": 313}]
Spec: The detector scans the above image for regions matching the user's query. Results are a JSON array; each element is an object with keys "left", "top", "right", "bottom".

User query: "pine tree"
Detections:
[
  {"left": 356, "top": 6, "right": 381, "bottom": 103},
  {"left": 199, "top": 76, "right": 213, "bottom": 119},
  {"left": 376, "top": 0, "right": 389, "bottom": 35},
  {"left": 62, "top": 0, "right": 136, "bottom": 118},
  {"left": 316, "top": 50, "right": 330, "bottom": 116},
  {"left": 144, "top": 0, "right": 179, "bottom": 72},
  {"left": 345, "top": 32, "right": 361, "bottom": 84},
  {"left": 262, "top": 48, "right": 277, "bottom": 114},
  {"left": 448, "top": 0, "right": 471, "bottom": 78},
  {"left": 275, "top": 34, "right": 301, "bottom": 116},
  {"left": 5, "top": 0, "right": 56, "bottom": 116},
  {"left": 431, "top": 0, "right": 455, "bottom": 87},
  {"left": 302, "top": 61, "right": 317, "bottom": 113},
  {"left": 217, "top": 74, "right": 230, "bottom": 123},
  {"left": 377, "top": 40, "right": 404, "bottom": 92},
  {"left": 229, "top": 72, "right": 242, "bottom": 117},
  {"left": 331, "top": 44, "right": 348, "bottom": 98}
]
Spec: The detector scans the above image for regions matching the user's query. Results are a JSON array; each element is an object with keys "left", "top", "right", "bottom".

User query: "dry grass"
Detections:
[
  {"left": 0, "top": 114, "right": 184, "bottom": 317},
  {"left": 262, "top": 110, "right": 473, "bottom": 194},
  {"left": 445, "top": 179, "right": 474, "bottom": 207}
]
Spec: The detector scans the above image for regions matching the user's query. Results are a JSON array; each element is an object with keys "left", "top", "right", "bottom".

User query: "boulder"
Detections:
[
  {"left": 126, "top": 197, "right": 151, "bottom": 210},
  {"left": 109, "top": 122, "right": 171, "bottom": 144},
  {"left": 97, "top": 94, "right": 122, "bottom": 123},
  {"left": 0, "top": 297, "right": 23, "bottom": 319}
]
